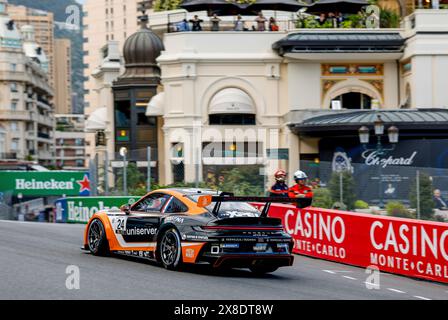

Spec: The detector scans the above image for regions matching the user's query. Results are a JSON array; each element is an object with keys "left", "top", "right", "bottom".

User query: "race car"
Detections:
[{"left": 82, "top": 189, "right": 312, "bottom": 274}]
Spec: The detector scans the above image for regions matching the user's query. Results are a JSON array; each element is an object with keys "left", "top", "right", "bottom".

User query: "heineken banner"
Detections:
[
  {"left": 0, "top": 171, "right": 91, "bottom": 196},
  {"left": 55, "top": 196, "right": 141, "bottom": 223}
]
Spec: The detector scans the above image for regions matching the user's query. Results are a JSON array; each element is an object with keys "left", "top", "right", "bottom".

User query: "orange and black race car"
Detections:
[{"left": 82, "top": 189, "right": 312, "bottom": 274}]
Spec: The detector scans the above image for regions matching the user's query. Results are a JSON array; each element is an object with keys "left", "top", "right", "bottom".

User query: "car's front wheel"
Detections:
[
  {"left": 249, "top": 266, "right": 279, "bottom": 275},
  {"left": 158, "top": 228, "right": 183, "bottom": 270},
  {"left": 87, "top": 219, "right": 109, "bottom": 256}
]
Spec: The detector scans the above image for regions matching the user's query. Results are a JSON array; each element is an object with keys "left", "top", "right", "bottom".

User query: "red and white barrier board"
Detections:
[{"left": 259, "top": 204, "right": 448, "bottom": 284}]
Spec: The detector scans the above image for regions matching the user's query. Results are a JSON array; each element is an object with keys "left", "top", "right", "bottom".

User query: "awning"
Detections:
[
  {"left": 85, "top": 106, "right": 107, "bottom": 132},
  {"left": 146, "top": 92, "right": 164, "bottom": 116},
  {"left": 289, "top": 109, "right": 448, "bottom": 136},
  {"left": 209, "top": 88, "right": 255, "bottom": 114},
  {"left": 273, "top": 32, "right": 405, "bottom": 55}
]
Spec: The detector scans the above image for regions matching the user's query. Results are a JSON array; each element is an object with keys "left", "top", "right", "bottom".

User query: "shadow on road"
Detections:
[{"left": 82, "top": 251, "right": 288, "bottom": 279}]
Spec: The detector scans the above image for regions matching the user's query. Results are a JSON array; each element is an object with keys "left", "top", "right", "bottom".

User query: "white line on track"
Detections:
[
  {"left": 414, "top": 296, "right": 431, "bottom": 300},
  {"left": 387, "top": 288, "right": 405, "bottom": 294},
  {"left": 363, "top": 281, "right": 380, "bottom": 288},
  {"left": 343, "top": 276, "right": 357, "bottom": 280},
  {"left": 322, "top": 270, "right": 336, "bottom": 274}
]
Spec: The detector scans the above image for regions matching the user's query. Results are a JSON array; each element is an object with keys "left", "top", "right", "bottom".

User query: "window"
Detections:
[
  {"left": 11, "top": 102, "right": 17, "bottom": 111},
  {"left": 132, "top": 193, "right": 171, "bottom": 213},
  {"left": 209, "top": 114, "right": 256, "bottom": 125},
  {"left": 164, "top": 198, "right": 188, "bottom": 214},
  {"left": 11, "top": 63, "right": 17, "bottom": 72},
  {"left": 10, "top": 83, "right": 18, "bottom": 92},
  {"left": 10, "top": 122, "right": 18, "bottom": 131},
  {"left": 11, "top": 138, "right": 19, "bottom": 151}
]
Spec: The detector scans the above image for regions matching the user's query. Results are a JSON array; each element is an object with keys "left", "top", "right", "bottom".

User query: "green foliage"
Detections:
[
  {"left": 354, "top": 200, "right": 369, "bottom": 209},
  {"left": 332, "top": 202, "right": 348, "bottom": 211},
  {"left": 215, "top": 167, "right": 264, "bottom": 196},
  {"left": 116, "top": 163, "right": 146, "bottom": 196},
  {"left": 409, "top": 172, "right": 435, "bottom": 220},
  {"left": 328, "top": 171, "right": 356, "bottom": 210},
  {"left": 386, "top": 201, "right": 415, "bottom": 219},
  {"left": 153, "top": 0, "right": 184, "bottom": 11},
  {"left": 312, "top": 188, "right": 333, "bottom": 209},
  {"left": 380, "top": 10, "right": 400, "bottom": 28},
  {"left": 344, "top": 14, "right": 365, "bottom": 28}
]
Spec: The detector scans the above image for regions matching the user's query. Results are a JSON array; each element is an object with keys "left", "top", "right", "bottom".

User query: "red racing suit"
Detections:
[{"left": 288, "top": 184, "right": 313, "bottom": 198}]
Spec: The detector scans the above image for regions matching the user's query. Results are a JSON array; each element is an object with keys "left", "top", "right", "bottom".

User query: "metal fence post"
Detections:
[
  {"left": 104, "top": 151, "right": 109, "bottom": 196},
  {"left": 123, "top": 153, "right": 127, "bottom": 196},
  {"left": 416, "top": 170, "right": 421, "bottom": 220},
  {"left": 147, "top": 147, "right": 151, "bottom": 192},
  {"left": 339, "top": 171, "right": 343, "bottom": 204}
]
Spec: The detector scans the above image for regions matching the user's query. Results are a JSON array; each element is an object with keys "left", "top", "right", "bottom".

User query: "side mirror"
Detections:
[
  {"left": 197, "top": 195, "right": 212, "bottom": 208},
  {"left": 120, "top": 204, "right": 131, "bottom": 215}
]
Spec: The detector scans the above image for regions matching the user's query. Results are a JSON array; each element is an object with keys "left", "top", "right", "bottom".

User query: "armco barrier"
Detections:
[{"left": 255, "top": 203, "right": 448, "bottom": 284}]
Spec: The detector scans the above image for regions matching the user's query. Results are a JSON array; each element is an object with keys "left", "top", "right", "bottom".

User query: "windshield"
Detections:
[{"left": 189, "top": 194, "right": 260, "bottom": 218}]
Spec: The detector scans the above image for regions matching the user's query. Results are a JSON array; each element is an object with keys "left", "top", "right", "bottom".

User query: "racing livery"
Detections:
[{"left": 82, "top": 189, "right": 312, "bottom": 274}]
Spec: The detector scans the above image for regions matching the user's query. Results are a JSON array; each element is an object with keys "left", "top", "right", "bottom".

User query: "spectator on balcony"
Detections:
[
  {"left": 335, "top": 11, "right": 344, "bottom": 27},
  {"left": 210, "top": 13, "right": 221, "bottom": 31},
  {"left": 433, "top": 189, "right": 448, "bottom": 210},
  {"left": 189, "top": 15, "right": 203, "bottom": 31},
  {"left": 317, "top": 13, "right": 327, "bottom": 26},
  {"left": 234, "top": 15, "right": 244, "bottom": 31},
  {"left": 255, "top": 12, "right": 267, "bottom": 31},
  {"left": 328, "top": 12, "right": 338, "bottom": 28},
  {"left": 176, "top": 19, "right": 190, "bottom": 32},
  {"left": 269, "top": 17, "right": 279, "bottom": 31}
]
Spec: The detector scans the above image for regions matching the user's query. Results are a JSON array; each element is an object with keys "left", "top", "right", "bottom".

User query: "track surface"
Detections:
[{"left": 0, "top": 220, "right": 447, "bottom": 300}]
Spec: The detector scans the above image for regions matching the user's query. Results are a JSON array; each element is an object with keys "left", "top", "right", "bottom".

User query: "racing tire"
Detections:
[
  {"left": 158, "top": 228, "right": 183, "bottom": 270},
  {"left": 87, "top": 219, "right": 109, "bottom": 256},
  {"left": 249, "top": 266, "right": 279, "bottom": 275}
]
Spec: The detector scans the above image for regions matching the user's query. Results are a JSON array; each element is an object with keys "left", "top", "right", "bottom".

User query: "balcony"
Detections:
[
  {"left": 0, "top": 110, "right": 29, "bottom": 121},
  {"left": 37, "top": 150, "right": 53, "bottom": 160}
]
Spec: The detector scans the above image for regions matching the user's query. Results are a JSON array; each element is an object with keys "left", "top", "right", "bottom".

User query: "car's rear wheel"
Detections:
[
  {"left": 87, "top": 219, "right": 109, "bottom": 256},
  {"left": 159, "top": 228, "right": 182, "bottom": 270},
  {"left": 249, "top": 265, "right": 279, "bottom": 275}
]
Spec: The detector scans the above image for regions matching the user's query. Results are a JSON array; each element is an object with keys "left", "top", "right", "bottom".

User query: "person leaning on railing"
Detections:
[{"left": 210, "top": 13, "right": 221, "bottom": 31}]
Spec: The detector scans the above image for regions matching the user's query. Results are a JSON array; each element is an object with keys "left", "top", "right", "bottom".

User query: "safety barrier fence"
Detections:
[{"left": 257, "top": 203, "right": 448, "bottom": 284}]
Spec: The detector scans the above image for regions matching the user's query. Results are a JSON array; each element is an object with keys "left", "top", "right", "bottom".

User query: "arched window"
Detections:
[
  {"left": 209, "top": 88, "right": 256, "bottom": 125},
  {"left": 331, "top": 92, "right": 373, "bottom": 110}
]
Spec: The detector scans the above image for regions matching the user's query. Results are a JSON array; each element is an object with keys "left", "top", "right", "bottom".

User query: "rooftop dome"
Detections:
[{"left": 120, "top": 14, "right": 164, "bottom": 79}]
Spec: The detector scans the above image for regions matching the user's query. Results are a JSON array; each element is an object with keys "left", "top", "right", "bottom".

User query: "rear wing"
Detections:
[{"left": 208, "top": 193, "right": 312, "bottom": 218}]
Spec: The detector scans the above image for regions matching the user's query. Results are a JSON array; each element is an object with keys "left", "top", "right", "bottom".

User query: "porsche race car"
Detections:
[{"left": 82, "top": 189, "right": 312, "bottom": 274}]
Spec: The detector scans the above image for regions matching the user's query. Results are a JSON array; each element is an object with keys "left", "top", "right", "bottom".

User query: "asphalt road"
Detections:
[{"left": 0, "top": 220, "right": 447, "bottom": 300}]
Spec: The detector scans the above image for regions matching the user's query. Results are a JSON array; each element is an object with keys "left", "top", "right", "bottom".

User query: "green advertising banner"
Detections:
[
  {"left": 55, "top": 196, "right": 141, "bottom": 224},
  {"left": 0, "top": 171, "right": 91, "bottom": 196}
]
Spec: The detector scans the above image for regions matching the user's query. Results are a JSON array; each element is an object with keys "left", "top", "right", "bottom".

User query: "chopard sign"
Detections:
[{"left": 362, "top": 150, "right": 417, "bottom": 168}]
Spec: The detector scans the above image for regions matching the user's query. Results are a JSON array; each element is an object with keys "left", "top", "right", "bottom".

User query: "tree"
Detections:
[
  {"left": 328, "top": 171, "right": 356, "bottom": 210},
  {"left": 153, "top": 0, "right": 183, "bottom": 11},
  {"left": 216, "top": 167, "right": 265, "bottom": 196},
  {"left": 409, "top": 172, "right": 435, "bottom": 220},
  {"left": 116, "top": 163, "right": 145, "bottom": 196},
  {"left": 312, "top": 188, "right": 333, "bottom": 209}
]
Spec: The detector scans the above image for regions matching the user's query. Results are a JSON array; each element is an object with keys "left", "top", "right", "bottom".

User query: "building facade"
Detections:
[
  {"left": 83, "top": 0, "right": 142, "bottom": 161},
  {"left": 0, "top": 2, "right": 54, "bottom": 165},
  {"left": 54, "top": 114, "right": 87, "bottom": 170},
  {"left": 8, "top": 3, "right": 55, "bottom": 88},
  {"left": 54, "top": 38, "right": 72, "bottom": 114},
  {"left": 151, "top": 9, "right": 448, "bottom": 197}
]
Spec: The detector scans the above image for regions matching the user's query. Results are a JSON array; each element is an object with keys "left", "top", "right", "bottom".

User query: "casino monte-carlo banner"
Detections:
[{"left": 0, "top": 171, "right": 91, "bottom": 197}]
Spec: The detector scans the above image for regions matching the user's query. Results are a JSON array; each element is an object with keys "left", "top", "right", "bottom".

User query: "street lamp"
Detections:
[
  {"left": 358, "top": 114, "right": 399, "bottom": 208},
  {"left": 119, "top": 147, "right": 128, "bottom": 196}
]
